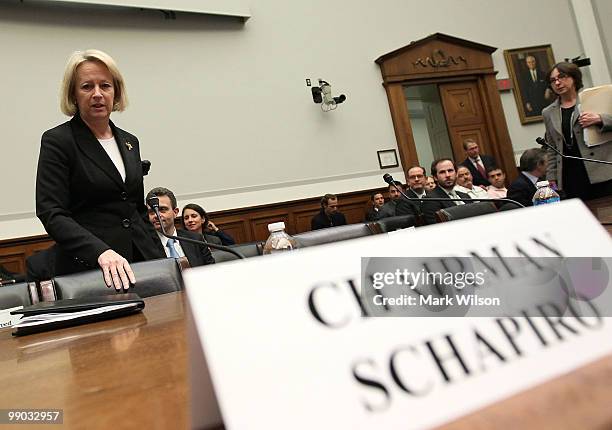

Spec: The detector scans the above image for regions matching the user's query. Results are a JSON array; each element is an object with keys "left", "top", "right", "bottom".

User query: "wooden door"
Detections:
[{"left": 439, "top": 81, "right": 491, "bottom": 162}]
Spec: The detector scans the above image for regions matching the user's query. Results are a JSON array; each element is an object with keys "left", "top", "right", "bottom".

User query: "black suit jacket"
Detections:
[
  {"left": 158, "top": 229, "right": 215, "bottom": 267},
  {"left": 311, "top": 209, "right": 347, "bottom": 230},
  {"left": 36, "top": 114, "right": 164, "bottom": 276},
  {"left": 421, "top": 186, "right": 472, "bottom": 225},
  {"left": 507, "top": 172, "right": 537, "bottom": 208},
  {"left": 461, "top": 154, "right": 497, "bottom": 187}
]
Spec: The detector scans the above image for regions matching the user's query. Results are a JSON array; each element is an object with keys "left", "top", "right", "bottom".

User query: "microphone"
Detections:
[
  {"left": 536, "top": 137, "right": 612, "bottom": 165},
  {"left": 147, "top": 197, "right": 245, "bottom": 260},
  {"left": 382, "top": 174, "right": 524, "bottom": 208}
]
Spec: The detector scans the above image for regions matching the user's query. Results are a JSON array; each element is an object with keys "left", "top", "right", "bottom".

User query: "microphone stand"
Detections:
[
  {"left": 147, "top": 197, "right": 245, "bottom": 260},
  {"left": 382, "top": 174, "right": 524, "bottom": 209},
  {"left": 536, "top": 137, "right": 612, "bottom": 166}
]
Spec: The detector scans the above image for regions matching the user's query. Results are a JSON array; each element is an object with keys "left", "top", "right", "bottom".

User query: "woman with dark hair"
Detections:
[
  {"left": 181, "top": 203, "right": 236, "bottom": 246},
  {"left": 542, "top": 61, "right": 612, "bottom": 200}
]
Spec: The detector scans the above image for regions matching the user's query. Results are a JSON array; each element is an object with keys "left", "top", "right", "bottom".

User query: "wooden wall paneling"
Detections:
[
  {"left": 385, "top": 82, "right": 419, "bottom": 173},
  {"left": 1, "top": 189, "right": 382, "bottom": 274},
  {"left": 480, "top": 74, "right": 519, "bottom": 183},
  {"left": 249, "top": 211, "right": 292, "bottom": 242}
]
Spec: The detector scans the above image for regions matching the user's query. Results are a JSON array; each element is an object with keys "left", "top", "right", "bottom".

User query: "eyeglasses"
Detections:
[{"left": 549, "top": 72, "right": 569, "bottom": 84}]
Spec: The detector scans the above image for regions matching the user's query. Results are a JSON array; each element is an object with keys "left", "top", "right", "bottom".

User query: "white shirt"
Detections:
[
  {"left": 522, "top": 171, "right": 540, "bottom": 185},
  {"left": 98, "top": 136, "right": 126, "bottom": 182},
  {"left": 454, "top": 184, "right": 489, "bottom": 199},
  {"left": 156, "top": 228, "right": 185, "bottom": 258}
]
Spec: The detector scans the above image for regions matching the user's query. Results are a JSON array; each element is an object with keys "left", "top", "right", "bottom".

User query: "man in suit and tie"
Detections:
[
  {"left": 460, "top": 139, "right": 497, "bottom": 187},
  {"left": 401, "top": 165, "right": 427, "bottom": 215},
  {"left": 520, "top": 55, "right": 552, "bottom": 117},
  {"left": 146, "top": 187, "right": 215, "bottom": 267},
  {"left": 422, "top": 159, "right": 472, "bottom": 224},
  {"left": 507, "top": 148, "right": 548, "bottom": 207}
]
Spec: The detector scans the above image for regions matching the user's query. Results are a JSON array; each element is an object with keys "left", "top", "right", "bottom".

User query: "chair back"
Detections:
[
  {"left": 436, "top": 202, "right": 498, "bottom": 222},
  {"left": 375, "top": 215, "right": 419, "bottom": 233},
  {"left": 211, "top": 242, "right": 263, "bottom": 264},
  {"left": 0, "top": 282, "right": 38, "bottom": 310},
  {"left": 293, "top": 223, "right": 377, "bottom": 248},
  {"left": 52, "top": 258, "right": 184, "bottom": 300}
]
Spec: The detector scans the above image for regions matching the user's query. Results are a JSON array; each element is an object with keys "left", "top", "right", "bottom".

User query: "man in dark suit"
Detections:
[
  {"left": 146, "top": 187, "right": 214, "bottom": 267},
  {"left": 422, "top": 159, "right": 472, "bottom": 224},
  {"left": 378, "top": 181, "right": 405, "bottom": 218},
  {"left": 365, "top": 192, "right": 385, "bottom": 221},
  {"left": 460, "top": 139, "right": 497, "bottom": 187},
  {"left": 311, "top": 194, "right": 347, "bottom": 230},
  {"left": 507, "top": 148, "right": 548, "bottom": 208},
  {"left": 520, "top": 55, "right": 552, "bottom": 117}
]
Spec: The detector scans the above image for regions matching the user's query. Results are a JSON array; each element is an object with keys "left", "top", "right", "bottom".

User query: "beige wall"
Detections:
[{"left": 0, "top": 0, "right": 587, "bottom": 239}]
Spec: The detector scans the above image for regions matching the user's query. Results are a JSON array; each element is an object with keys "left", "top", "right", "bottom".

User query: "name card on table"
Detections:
[{"left": 185, "top": 200, "right": 612, "bottom": 429}]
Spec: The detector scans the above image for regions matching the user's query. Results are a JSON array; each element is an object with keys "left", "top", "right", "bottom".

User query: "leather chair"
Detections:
[
  {"left": 0, "top": 282, "right": 39, "bottom": 310},
  {"left": 52, "top": 258, "right": 184, "bottom": 300},
  {"left": 435, "top": 202, "right": 498, "bottom": 222},
  {"left": 293, "top": 223, "right": 378, "bottom": 248},
  {"left": 211, "top": 242, "right": 264, "bottom": 264},
  {"left": 375, "top": 215, "right": 419, "bottom": 233},
  {"left": 26, "top": 245, "right": 57, "bottom": 283}
]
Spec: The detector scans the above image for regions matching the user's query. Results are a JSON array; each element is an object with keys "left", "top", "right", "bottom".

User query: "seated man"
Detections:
[
  {"left": 365, "top": 192, "right": 385, "bottom": 221},
  {"left": 507, "top": 148, "right": 548, "bottom": 207},
  {"left": 379, "top": 181, "right": 405, "bottom": 218},
  {"left": 422, "top": 159, "right": 472, "bottom": 224},
  {"left": 146, "top": 187, "right": 215, "bottom": 267},
  {"left": 486, "top": 167, "right": 508, "bottom": 199},
  {"left": 454, "top": 165, "right": 490, "bottom": 199},
  {"left": 311, "top": 194, "right": 347, "bottom": 230}
]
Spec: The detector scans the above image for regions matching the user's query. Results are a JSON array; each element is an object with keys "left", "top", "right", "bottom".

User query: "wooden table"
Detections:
[
  {"left": 0, "top": 292, "right": 189, "bottom": 429},
  {"left": 2, "top": 292, "right": 612, "bottom": 429}
]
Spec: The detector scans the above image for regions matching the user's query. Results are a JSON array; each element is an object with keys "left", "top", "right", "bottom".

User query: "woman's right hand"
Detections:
[{"left": 97, "top": 249, "right": 136, "bottom": 291}]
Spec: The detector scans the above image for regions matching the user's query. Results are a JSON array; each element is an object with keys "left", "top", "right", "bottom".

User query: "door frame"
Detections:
[{"left": 376, "top": 33, "right": 517, "bottom": 182}]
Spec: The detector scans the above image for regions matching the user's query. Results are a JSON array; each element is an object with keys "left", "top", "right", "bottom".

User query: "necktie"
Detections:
[
  {"left": 531, "top": 70, "right": 536, "bottom": 82},
  {"left": 166, "top": 238, "right": 180, "bottom": 258},
  {"left": 475, "top": 158, "right": 486, "bottom": 179}
]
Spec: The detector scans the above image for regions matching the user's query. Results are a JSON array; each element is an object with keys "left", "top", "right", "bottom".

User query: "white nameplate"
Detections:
[
  {"left": 185, "top": 200, "right": 612, "bottom": 429},
  {"left": 0, "top": 306, "right": 23, "bottom": 329}
]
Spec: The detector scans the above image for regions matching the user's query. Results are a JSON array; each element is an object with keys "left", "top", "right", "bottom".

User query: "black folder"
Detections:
[{"left": 10, "top": 293, "right": 145, "bottom": 336}]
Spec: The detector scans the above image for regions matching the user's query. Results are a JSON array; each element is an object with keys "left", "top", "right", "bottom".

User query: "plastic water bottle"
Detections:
[
  {"left": 532, "top": 180, "right": 560, "bottom": 205},
  {"left": 262, "top": 222, "right": 298, "bottom": 254}
]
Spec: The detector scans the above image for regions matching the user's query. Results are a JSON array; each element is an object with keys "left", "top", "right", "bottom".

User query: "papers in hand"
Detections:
[
  {"left": 13, "top": 303, "right": 140, "bottom": 329},
  {"left": 580, "top": 85, "right": 612, "bottom": 147}
]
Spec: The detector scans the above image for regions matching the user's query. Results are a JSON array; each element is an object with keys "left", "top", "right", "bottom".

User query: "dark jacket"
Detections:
[
  {"left": 461, "top": 154, "right": 497, "bottom": 187},
  {"left": 507, "top": 172, "right": 538, "bottom": 208},
  {"left": 421, "top": 186, "right": 472, "bottom": 225},
  {"left": 36, "top": 115, "right": 164, "bottom": 276},
  {"left": 311, "top": 209, "right": 347, "bottom": 230},
  {"left": 154, "top": 229, "right": 215, "bottom": 267}
]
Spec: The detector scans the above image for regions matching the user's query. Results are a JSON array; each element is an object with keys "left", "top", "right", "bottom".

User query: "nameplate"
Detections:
[
  {"left": 185, "top": 200, "right": 612, "bottom": 429},
  {"left": 0, "top": 306, "right": 23, "bottom": 329}
]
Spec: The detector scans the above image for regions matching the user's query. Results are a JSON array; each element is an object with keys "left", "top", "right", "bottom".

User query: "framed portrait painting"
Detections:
[{"left": 504, "top": 45, "right": 556, "bottom": 124}]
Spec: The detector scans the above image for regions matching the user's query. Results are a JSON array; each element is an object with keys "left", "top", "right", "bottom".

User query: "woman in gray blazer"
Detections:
[{"left": 542, "top": 62, "right": 612, "bottom": 200}]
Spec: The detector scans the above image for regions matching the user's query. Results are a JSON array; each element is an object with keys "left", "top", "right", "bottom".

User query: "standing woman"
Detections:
[
  {"left": 36, "top": 49, "right": 164, "bottom": 290},
  {"left": 542, "top": 62, "right": 612, "bottom": 200}
]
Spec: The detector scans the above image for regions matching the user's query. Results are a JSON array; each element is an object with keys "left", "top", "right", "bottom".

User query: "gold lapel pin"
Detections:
[{"left": 125, "top": 141, "right": 133, "bottom": 151}]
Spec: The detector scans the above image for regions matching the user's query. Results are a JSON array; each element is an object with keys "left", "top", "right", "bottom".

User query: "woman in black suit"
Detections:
[{"left": 36, "top": 49, "right": 164, "bottom": 291}]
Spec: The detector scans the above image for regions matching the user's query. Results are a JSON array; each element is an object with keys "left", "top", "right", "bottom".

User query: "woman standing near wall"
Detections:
[
  {"left": 36, "top": 49, "right": 163, "bottom": 290},
  {"left": 542, "top": 62, "right": 612, "bottom": 200}
]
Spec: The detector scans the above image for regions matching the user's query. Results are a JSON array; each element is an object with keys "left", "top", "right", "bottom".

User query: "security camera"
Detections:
[
  {"left": 312, "top": 79, "right": 347, "bottom": 111},
  {"left": 566, "top": 55, "right": 591, "bottom": 68}
]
